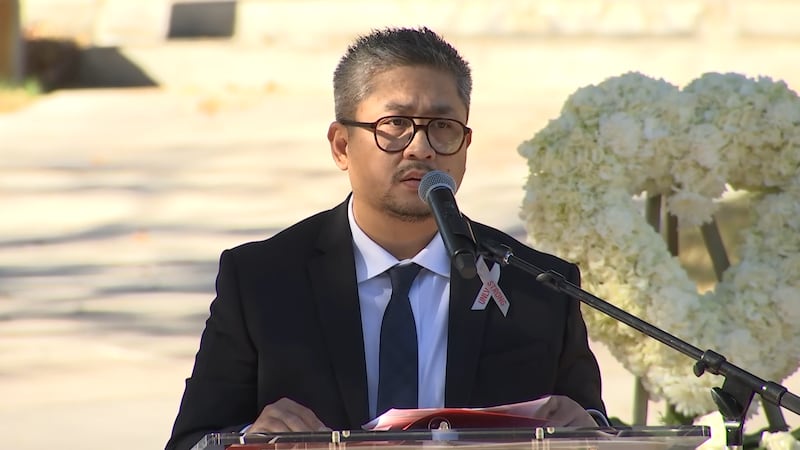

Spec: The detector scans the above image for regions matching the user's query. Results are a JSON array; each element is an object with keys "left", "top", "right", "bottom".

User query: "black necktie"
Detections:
[{"left": 377, "top": 263, "right": 423, "bottom": 416}]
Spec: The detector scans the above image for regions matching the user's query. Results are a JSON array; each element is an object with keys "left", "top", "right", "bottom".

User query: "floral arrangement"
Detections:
[{"left": 518, "top": 72, "right": 800, "bottom": 447}]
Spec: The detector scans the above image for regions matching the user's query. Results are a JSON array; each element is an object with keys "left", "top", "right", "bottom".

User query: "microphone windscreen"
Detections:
[{"left": 418, "top": 170, "right": 457, "bottom": 203}]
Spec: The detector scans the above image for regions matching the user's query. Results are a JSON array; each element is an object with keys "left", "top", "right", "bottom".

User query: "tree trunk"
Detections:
[{"left": 0, "top": 0, "right": 24, "bottom": 84}]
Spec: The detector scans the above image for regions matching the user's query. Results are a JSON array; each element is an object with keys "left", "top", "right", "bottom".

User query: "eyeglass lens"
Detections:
[{"left": 375, "top": 117, "right": 464, "bottom": 154}]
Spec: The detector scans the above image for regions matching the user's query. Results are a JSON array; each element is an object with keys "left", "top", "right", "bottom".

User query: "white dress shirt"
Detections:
[{"left": 348, "top": 198, "right": 450, "bottom": 420}]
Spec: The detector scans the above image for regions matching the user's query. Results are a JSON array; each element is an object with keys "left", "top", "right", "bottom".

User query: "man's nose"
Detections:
[{"left": 403, "top": 125, "right": 435, "bottom": 159}]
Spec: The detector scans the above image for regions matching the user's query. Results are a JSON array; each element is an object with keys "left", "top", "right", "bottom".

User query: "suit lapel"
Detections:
[
  {"left": 308, "top": 200, "right": 370, "bottom": 427},
  {"left": 444, "top": 260, "right": 488, "bottom": 407}
]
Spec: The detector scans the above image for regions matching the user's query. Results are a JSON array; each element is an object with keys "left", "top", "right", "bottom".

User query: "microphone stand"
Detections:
[{"left": 479, "top": 240, "right": 800, "bottom": 449}]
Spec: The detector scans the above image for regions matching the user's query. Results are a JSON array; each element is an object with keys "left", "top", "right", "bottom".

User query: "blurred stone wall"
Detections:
[
  {"left": 19, "top": 0, "right": 800, "bottom": 46},
  {"left": 15, "top": 0, "right": 800, "bottom": 93}
]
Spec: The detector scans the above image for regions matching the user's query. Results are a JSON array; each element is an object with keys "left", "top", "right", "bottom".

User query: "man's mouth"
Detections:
[{"left": 398, "top": 170, "right": 428, "bottom": 183}]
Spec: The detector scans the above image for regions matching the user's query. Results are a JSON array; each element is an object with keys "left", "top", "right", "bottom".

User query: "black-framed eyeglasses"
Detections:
[{"left": 338, "top": 115, "right": 471, "bottom": 155}]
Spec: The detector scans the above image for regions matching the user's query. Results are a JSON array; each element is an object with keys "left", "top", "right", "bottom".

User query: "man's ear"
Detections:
[{"left": 328, "top": 122, "right": 349, "bottom": 171}]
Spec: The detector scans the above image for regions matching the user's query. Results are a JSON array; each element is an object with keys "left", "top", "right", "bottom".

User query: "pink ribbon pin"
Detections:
[{"left": 471, "top": 256, "right": 510, "bottom": 316}]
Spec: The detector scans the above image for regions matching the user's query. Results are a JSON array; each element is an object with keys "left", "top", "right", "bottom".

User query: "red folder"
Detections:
[
  {"left": 365, "top": 406, "right": 548, "bottom": 431},
  {"left": 399, "top": 408, "right": 547, "bottom": 430}
]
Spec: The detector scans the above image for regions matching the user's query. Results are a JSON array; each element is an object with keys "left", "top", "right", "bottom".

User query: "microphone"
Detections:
[{"left": 418, "top": 170, "right": 477, "bottom": 279}]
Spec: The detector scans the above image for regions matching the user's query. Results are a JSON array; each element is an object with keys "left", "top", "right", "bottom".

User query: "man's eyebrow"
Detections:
[{"left": 384, "top": 102, "right": 455, "bottom": 116}]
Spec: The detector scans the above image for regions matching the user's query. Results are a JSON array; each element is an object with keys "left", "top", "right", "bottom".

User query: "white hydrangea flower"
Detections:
[
  {"left": 667, "top": 190, "right": 717, "bottom": 226},
  {"left": 519, "top": 71, "right": 800, "bottom": 427},
  {"left": 599, "top": 112, "right": 642, "bottom": 159},
  {"left": 761, "top": 432, "right": 800, "bottom": 450}
]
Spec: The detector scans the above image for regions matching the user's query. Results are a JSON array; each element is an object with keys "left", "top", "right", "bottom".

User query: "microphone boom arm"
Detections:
[{"left": 480, "top": 239, "right": 800, "bottom": 447}]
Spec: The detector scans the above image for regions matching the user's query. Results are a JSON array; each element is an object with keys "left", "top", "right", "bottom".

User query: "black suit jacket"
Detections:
[{"left": 166, "top": 199, "right": 604, "bottom": 450}]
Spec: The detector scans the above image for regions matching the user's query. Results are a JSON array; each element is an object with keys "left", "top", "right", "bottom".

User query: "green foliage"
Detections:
[
  {"left": 607, "top": 416, "right": 630, "bottom": 427},
  {"left": 661, "top": 403, "right": 697, "bottom": 425},
  {"left": 743, "top": 428, "right": 766, "bottom": 449},
  {"left": 0, "top": 77, "right": 42, "bottom": 112},
  {"left": 0, "top": 77, "right": 41, "bottom": 94}
]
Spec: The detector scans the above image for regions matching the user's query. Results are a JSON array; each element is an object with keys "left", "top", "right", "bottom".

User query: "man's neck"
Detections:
[{"left": 354, "top": 209, "right": 438, "bottom": 261}]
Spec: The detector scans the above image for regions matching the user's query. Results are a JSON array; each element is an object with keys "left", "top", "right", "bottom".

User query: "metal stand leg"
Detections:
[{"left": 633, "top": 377, "right": 649, "bottom": 425}]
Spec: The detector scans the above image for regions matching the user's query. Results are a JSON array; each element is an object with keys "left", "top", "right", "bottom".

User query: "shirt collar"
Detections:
[{"left": 348, "top": 196, "right": 451, "bottom": 283}]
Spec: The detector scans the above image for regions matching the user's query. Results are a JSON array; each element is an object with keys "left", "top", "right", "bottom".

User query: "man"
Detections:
[{"left": 166, "top": 27, "right": 605, "bottom": 450}]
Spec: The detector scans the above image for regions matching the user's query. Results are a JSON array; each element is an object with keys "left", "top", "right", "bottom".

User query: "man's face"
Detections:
[{"left": 329, "top": 65, "right": 471, "bottom": 223}]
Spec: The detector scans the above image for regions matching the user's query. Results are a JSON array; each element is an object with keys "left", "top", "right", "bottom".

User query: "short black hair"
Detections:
[{"left": 332, "top": 27, "right": 472, "bottom": 121}]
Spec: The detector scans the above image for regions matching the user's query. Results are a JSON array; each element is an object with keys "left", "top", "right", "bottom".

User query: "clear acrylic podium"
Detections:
[{"left": 192, "top": 426, "right": 711, "bottom": 450}]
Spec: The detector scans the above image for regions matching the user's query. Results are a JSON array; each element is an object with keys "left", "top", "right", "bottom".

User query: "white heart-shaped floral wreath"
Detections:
[{"left": 518, "top": 72, "right": 800, "bottom": 416}]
